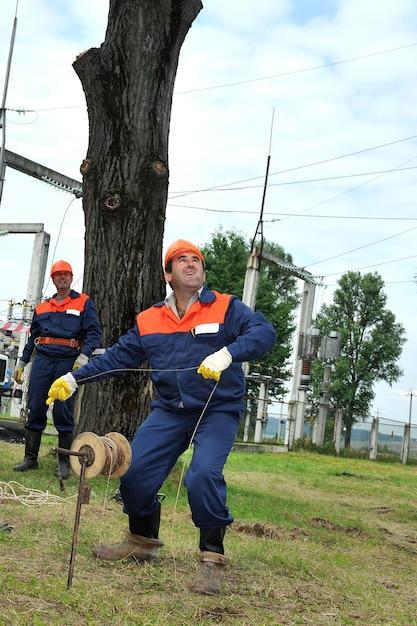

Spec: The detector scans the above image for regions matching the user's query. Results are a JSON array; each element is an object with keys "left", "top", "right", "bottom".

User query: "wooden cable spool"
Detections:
[{"left": 69, "top": 431, "right": 132, "bottom": 479}]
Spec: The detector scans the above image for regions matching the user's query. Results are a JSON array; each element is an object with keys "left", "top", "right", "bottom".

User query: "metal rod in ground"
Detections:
[{"left": 67, "top": 457, "right": 87, "bottom": 589}]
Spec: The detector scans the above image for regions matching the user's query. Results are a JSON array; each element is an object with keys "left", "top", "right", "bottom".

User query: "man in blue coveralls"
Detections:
[
  {"left": 46, "top": 240, "right": 276, "bottom": 594},
  {"left": 13, "top": 260, "right": 101, "bottom": 478}
]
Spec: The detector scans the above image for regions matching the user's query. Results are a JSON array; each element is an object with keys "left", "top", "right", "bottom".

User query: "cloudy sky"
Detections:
[{"left": 1, "top": 0, "right": 416, "bottom": 424}]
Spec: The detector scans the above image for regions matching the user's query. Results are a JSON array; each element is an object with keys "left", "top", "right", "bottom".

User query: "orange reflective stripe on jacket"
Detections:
[
  {"left": 35, "top": 292, "right": 90, "bottom": 315},
  {"left": 136, "top": 292, "right": 233, "bottom": 336}
]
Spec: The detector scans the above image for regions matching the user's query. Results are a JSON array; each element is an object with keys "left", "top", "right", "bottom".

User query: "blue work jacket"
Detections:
[
  {"left": 22, "top": 290, "right": 102, "bottom": 363},
  {"left": 73, "top": 286, "right": 276, "bottom": 412}
]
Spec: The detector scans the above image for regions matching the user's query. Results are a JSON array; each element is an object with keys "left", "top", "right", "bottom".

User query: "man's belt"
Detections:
[{"left": 37, "top": 337, "right": 80, "bottom": 348}]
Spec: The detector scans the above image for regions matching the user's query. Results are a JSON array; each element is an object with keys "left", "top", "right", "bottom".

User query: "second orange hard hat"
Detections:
[{"left": 50, "top": 260, "right": 73, "bottom": 277}]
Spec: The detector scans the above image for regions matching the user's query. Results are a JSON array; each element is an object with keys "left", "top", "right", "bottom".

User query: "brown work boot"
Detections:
[
  {"left": 92, "top": 531, "right": 164, "bottom": 562},
  {"left": 190, "top": 551, "right": 229, "bottom": 595}
]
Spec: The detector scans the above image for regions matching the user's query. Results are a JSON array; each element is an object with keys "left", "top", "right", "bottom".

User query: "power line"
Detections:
[
  {"left": 169, "top": 165, "right": 417, "bottom": 196},
  {"left": 167, "top": 202, "right": 417, "bottom": 221},
  {"left": 175, "top": 42, "right": 417, "bottom": 94},
  {"left": 270, "top": 214, "right": 417, "bottom": 221},
  {"left": 306, "top": 226, "right": 417, "bottom": 269},
  {"left": 278, "top": 155, "right": 417, "bottom": 222},
  {"left": 167, "top": 198, "right": 417, "bottom": 277},
  {"left": 266, "top": 166, "right": 417, "bottom": 187},
  {"left": 6, "top": 42, "right": 417, "bottom": 112},
  {"left": 322, "top": 254, "right": 417, "bottom": 278},
  {"left": 168, "top": 135, "right": 417, "bottom": 198}
]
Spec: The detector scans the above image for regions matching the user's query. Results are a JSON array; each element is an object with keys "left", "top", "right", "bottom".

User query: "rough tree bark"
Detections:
[{"left": 72, "top": 0, "right": 203, "bottom": 439}]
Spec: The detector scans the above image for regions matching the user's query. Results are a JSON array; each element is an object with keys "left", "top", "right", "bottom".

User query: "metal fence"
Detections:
[
  {"left": 348, "top": 416, "right": 417, "bottom": 461},
  {"left": 264, "top": 412, "right": 417, "bottom": 462}
]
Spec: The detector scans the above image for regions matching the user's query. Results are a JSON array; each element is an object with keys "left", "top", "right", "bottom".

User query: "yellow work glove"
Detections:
[
  {"left": 73, "top": 353, "right": 89, "bottom": 370},
  {"left": 197, "top": 347, "right": 232, "bottom": 381},
  {"left": 13, "top": 360, "right": 26, "bottom": 385},
  {"left": 46, "top": 373, "right": 78, "bottom": 405}
]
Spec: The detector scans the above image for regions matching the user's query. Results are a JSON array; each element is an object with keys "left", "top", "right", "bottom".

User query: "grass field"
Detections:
[{"left": 1, "top": 436, "right": 417, "bottom": 625}]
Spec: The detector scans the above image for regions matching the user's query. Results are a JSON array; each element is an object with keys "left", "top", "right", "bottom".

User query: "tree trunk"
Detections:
[{"left": 73, "top": 0, "right": 202, "bottom": 439}]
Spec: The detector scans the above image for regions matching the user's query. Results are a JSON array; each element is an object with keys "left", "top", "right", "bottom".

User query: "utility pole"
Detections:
[
  {"left": 0, "top": 9, "right": 18, "bottom": 206},
  {"left": 313, "top": 331, "right": 341, "bottom": 446},
  {"left": 252, "top": 375, "right": 271, "bottom": 443},
  {"left": 401, "top": 389, "right": 415, "bottom": 465},
  {"left": 290, "top": 326, "right": 320, "bottom": 444},
  {"left": 289, "top": 285, "right": 317, "bottom": 444},
  {"left": 403, "top": 389, "right": 414, "bottom": 465},
  {"left": 408, "top": 388, "right": 413, "bottom": 427},
  {"left": 0, "top": 223, "right": 50, "bottom": 307},
  {"left": 241, "top": 246, "right": 321, "bottom": 443},
  {"left": 1, "top": 12, "right": 82, "bottom": 210}
]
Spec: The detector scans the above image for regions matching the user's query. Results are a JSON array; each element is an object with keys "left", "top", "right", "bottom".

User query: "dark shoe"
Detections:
[
  {"left": 13, "top": 430, "right": 42, "bottom": 472},
  {"left": 54, "top": 459, "right": 70, "bottom": 479},
  {"left": 13, "top": 457, "right": 39, "bottom": 472},
  {"left": 54, "top": 432, "right": 74, "bottom": 479}
]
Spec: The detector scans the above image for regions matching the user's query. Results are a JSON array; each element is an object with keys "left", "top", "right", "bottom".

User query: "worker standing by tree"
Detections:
[
  {"left": 46, "top": 240, "right": 276, "bottom": 595},
  {"left": 13, "top": 260, "right": 102, "bottom": 478}
]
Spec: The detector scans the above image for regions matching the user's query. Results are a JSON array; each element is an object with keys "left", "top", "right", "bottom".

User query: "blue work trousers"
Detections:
[
  {"left": 120, "top": 405, "right": 242, "bottom": 528},
  {"left": 26, "top": 353, "right": 76, "bottom": 433}
]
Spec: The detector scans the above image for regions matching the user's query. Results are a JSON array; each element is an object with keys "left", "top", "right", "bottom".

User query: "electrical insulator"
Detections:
[
  {"left": 299, "top": 359, "right": 312, "bottom": 388},
  {"left": 22, "top": 300, "right": 29, "bottom": 321},
  {"left": 7, "top": 299, "right": 14, "bottom": 320}
]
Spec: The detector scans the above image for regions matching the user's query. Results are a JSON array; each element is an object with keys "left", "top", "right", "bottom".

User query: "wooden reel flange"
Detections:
[{"left": 69, "top": 431, "right": 132, "bottom": 479}]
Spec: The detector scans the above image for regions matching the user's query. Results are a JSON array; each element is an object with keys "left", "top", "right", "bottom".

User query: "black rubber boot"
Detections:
[
  {"left": 54, "top": 432, "right": 74, "bottom": 479},
  {"left": 199, "top": 527, "right": 226, "bottom": 554},
  {"left": 128, "top": 505, "right": 161, "bottom": 538},
  {"left": 13, "top": 430, "right": 42, "bottom": 472}
]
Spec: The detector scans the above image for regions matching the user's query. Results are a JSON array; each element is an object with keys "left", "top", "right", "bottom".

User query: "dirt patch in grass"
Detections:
[
  {"left": 231, "top": 517, "right": 367, "bottom": 540},
  {"left": 231, "top": 520, "right": 293, "bottom": 540}
]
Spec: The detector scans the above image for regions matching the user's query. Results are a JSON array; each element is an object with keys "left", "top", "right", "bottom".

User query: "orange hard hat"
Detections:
[
  {"left": 50, "top": 260, "right": 73, "bottom": 277},
  {"left": 164, "top": 239, "right": 204, "bottom": 269}
]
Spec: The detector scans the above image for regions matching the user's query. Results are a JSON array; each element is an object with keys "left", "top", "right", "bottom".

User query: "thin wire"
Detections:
[
  {"left": 305, "top": 224, "right": 417, "bottom": 268},
  {"left": 175, "top": 42, "right": 417, "bottom": 94},
  {"left": 75, "top": 365, "right": 199, "bottom": 384},
  {"left": 323, "top": 253, "right": 417, "bottom": 278},
  {"left": 278, "top": 155, "right": 417, "bottom": 223},
  {"left": 42, "top": 196, "right": 78, "bottom": 298},
  {"left": 9, "top": 42, "right": 417, "bottom": 111},
  {"left": 167, "top": 135, "right": 417, "bottom": 198},
  {"left": 170, "top": 380, "right": 220, "bottom": 573}
]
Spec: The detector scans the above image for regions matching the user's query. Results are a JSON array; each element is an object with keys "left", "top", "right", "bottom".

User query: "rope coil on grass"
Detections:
[{"left": 0, "top": 481, "right": 75, "bottom": 506}]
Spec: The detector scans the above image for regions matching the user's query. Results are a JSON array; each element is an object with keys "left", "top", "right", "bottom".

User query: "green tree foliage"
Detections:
[
  {"left": 311, "top": 271, "right": 406, "bottom": 447},
  {"left": 200, "top": 227, "right": 300, "bottom": 403}
]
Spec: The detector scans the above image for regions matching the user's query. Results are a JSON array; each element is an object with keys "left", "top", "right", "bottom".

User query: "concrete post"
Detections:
[
  {"left": 401, "top": 423, "right": 410, "bottom": 465},
  {"left": 334, "top": 408, "right": 343, "bottom": 455},
  {"left": 314, "top": 364, "right": 331, "bottom": 446},
  {"left": 368, "top": 417, "right": 379, "bottom": 461},
  {"left": 254, "top": 381, "right": 267, "bottom": 443},
  {"left": 294, "top": 389, "right": 307, "bottom": 441}
]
